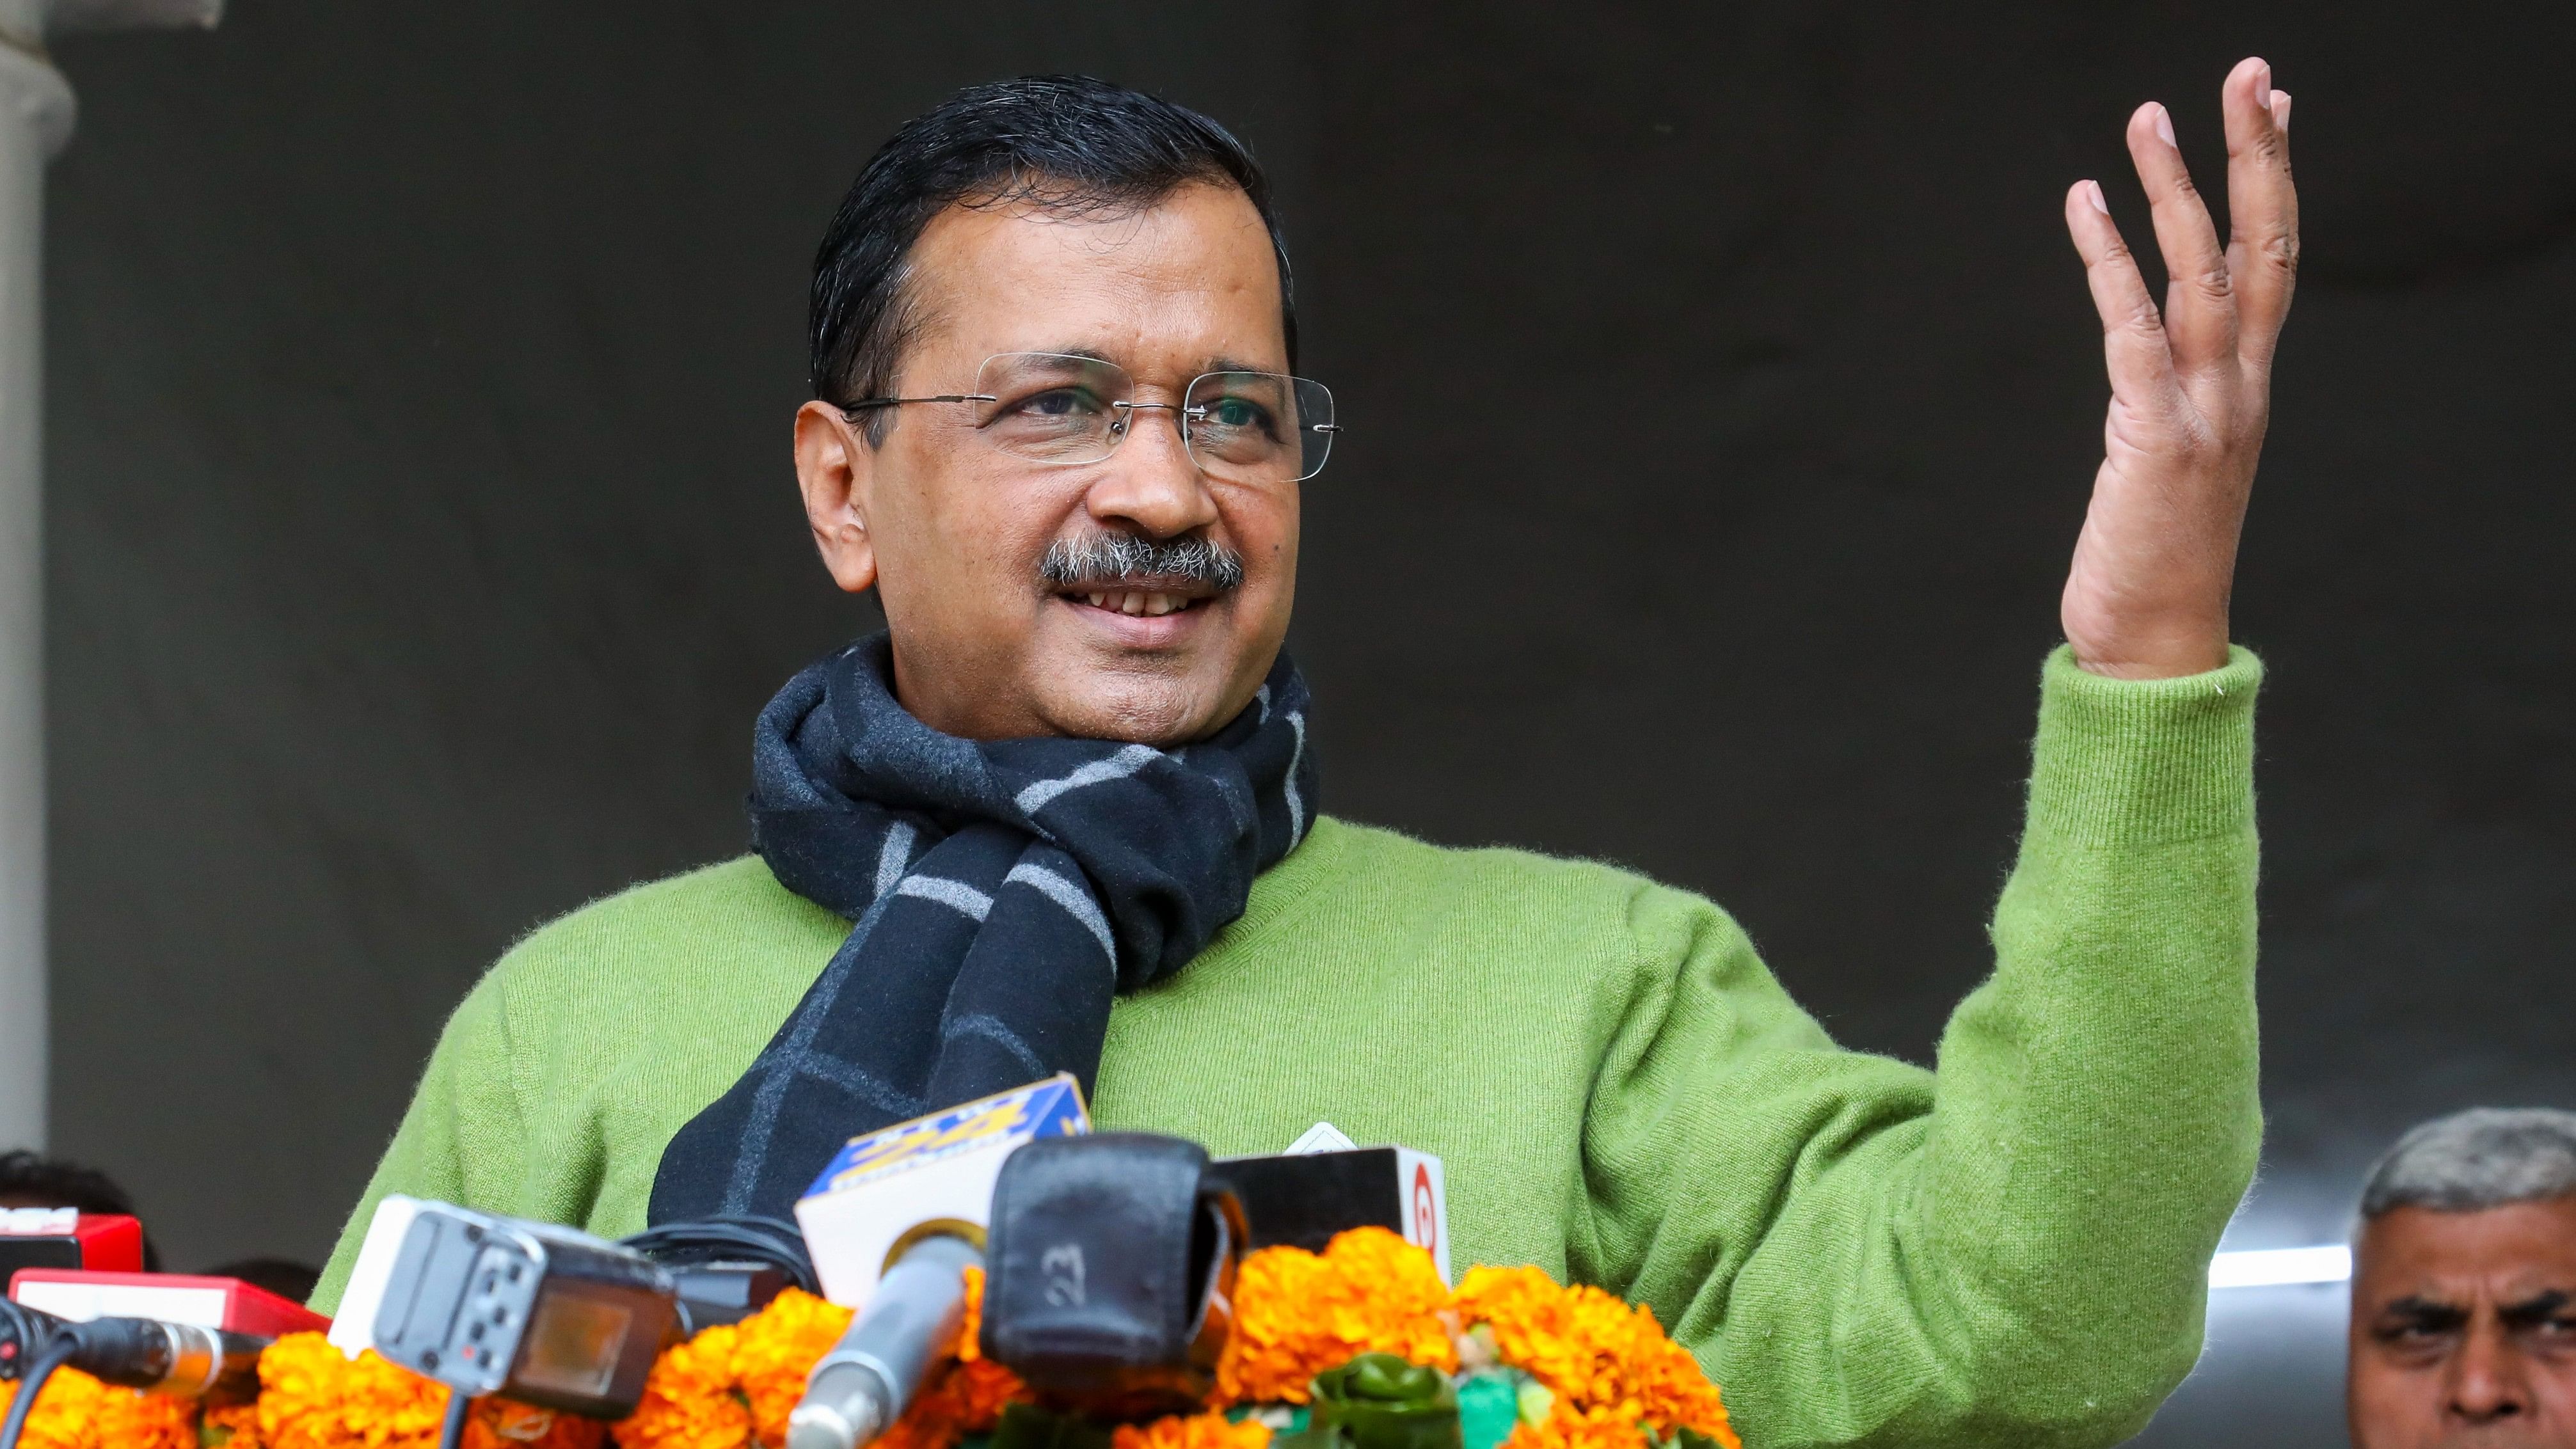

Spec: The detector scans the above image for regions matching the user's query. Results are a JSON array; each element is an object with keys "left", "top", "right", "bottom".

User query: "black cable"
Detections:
[
  {"left": 623, "top": 1214, "right": 818, "bottom": 1294},
  {"left": 0, "top": 1337, "right": 77, "bottom": 1449},
  {"left": 435, "top": 1390, "right": 472, "bottom": 1449},
  {"left": 0, "top": 1302, "right": 42, "bottom": 1382}
]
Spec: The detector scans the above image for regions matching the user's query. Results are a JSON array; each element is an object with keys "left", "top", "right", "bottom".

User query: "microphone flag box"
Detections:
[
  {"left": 795, "top": 1073, "right": 1090, "bottom": 1306},
  {"left": 0, "top": 1210, "right": 145, "bottom": 1279},
  {"left": 8, "top": 1269, "right": 331, "bottom": 1337},
  {"left": 1205, "top": 1144, "right": 1451, "bottom": 1283}
]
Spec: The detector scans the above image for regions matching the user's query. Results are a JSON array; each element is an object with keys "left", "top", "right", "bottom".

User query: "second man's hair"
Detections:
[{"left": 2359, "top": 1106, "right": 2576, "bottom": 1221}]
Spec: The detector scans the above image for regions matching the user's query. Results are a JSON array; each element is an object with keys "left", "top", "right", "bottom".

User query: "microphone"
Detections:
[
  {"left": 794, "top": 1075, "right": 1088, "bottom": 1307},
  {"left": 3, "top": 1300, "right": 266, "bottom": 1399},
  {"left": 784, "top": 1233, "right": 982, "bottom": 1449},
  {"left": 1204, "top": 1143, "right": 1450, "bottom": 1282},
  {"left": 44, "top": 1313, "right": 266, "bottom": 1401},
  {"left": 978, "top": 1134, "right": 1245, "bottom": 1420},
  {"left": 0, "top": 1210, "right": 145, "bottom": 1279},
  {"left": 8, "top": 1267, "right": 331, "bottom": 1339},
  {"left": 351, "top": 1200, "right": 679, "bottom": 1421},
  {"left": 783, "top": 1077, "right": 1088, "bottom": 1449},
  {"left": 1, "top": 1301, "right": 269, "bottom": 1449}
]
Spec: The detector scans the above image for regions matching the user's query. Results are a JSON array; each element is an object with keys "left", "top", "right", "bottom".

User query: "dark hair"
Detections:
[
  {"left": 808, "top": 75, "right": 1296, "bottom": 433},
  {"left": 0, "top": 1148, "right": 139, "bottom": 1217},
  {"left": 0, "top": 1148, "right": 163, "bottom": 1271}
]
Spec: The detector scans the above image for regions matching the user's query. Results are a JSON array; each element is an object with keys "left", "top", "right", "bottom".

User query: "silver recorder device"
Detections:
[{"left": 370, "top": 1203, "right": 678, "bottom": 1418}]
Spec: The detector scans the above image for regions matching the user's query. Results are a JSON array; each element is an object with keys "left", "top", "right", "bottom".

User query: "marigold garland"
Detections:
[
  {"left": 731, "top": 1288, "right": 856, "bottom": 1446},
  {"left": 1449, "top": 1267, "right": 1737, "bottom": 1449},
  {"left": 0, "top": 1365, "right": 196, "bottom": 1449},
  {"left": 0, "top": 1227, "right": 1735, "bottom": 1449},
  {"left": 248, "top": 1331, "right": 605, "bottom": 1449},
  {"left": 1215, "top": 1225, "right": 1458, "bottom": 1405},
  {"left": 0, "top": 1334, "right": 601, "bottom": 1449},
  {"left": 611, "top": 1320, "right": 750, "bottom": 1449},
  {"left": 606, "top": 1283, "right": 1026, "bottom": 1449},
  {"left": 203, "top": 1399, "right": 265, "bottom": 1447},
  {"left": 1111, "top": 1411, "right": 1271, "bottom": 1449},
  {"left": 1503, "top": 1402, "right": 1673, "bottom": 1449}
]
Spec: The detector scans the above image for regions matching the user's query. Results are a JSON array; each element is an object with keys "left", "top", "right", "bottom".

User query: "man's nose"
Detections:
[
  {"left": 1086, "top": 405, "right": 1218, "bottom": 539},
  {"left": 2446, "top": 1320, "right": 2531, "bottom": 1424}
]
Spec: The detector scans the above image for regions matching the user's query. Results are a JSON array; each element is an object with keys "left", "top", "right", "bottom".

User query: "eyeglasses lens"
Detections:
[
  {"left": 975, "top": 352, "right": 1131, "bottom": 464},
  {"left": 1184, "top": 373, "right": 1334, "bottom": 484}
]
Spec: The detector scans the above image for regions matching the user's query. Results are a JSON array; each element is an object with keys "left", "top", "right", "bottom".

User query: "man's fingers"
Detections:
[
  {"left": 2221, "top": 56, "right": 2299, "bottom": 366},
  {"left": 2065, "top": 179, "right": 2184, "bottom": 418},
  {"left": 2126, "top": 100, "right": 2236, "bottom": 379}
]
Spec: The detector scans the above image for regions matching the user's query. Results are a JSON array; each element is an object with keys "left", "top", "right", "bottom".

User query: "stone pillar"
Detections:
[{"left": 0, "top": 0, "right": 216, "bottom": 1152}]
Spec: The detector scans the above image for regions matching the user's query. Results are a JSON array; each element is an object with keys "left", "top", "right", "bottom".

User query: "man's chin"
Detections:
[
  {"left": 1019, "top": 597, "right": 1261, "bottom": 744},
  {"left": 1029, "top": 681, "right": 1233, "bottom": 746}
]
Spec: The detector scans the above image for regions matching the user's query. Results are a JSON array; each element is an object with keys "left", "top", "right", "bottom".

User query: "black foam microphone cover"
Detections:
[{"left": 980, "top": 1133, "right": 1242, "bottom": 1415}]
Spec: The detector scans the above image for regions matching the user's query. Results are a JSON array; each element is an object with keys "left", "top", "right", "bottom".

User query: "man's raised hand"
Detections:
[{"left": 2059, "top": 57, "right": 2297, "bottom": 679}]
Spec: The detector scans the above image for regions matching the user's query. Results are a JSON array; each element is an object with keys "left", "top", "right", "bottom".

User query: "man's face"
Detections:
[
  {"left": 2349, "top": 1196, "right": 2576, "bottom": 1448},
  {"left": 793, "top": 182, "right": 1298, "bottom": 744}
]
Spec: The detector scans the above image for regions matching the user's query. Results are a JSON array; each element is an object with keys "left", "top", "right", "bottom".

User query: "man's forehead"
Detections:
[
  {"left": 2369, "top": 1271, "right": 2576, "bottom": 1311},
  {"left": 902, "top": 185, "right": 1286, "bottom": 375},
  {"left": 2360, "top": 1200, "right": 2576, "bottom": 1302}
]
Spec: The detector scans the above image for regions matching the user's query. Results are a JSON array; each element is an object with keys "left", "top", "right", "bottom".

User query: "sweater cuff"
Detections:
[{"left": 2026, "top": 643, "right": 2262, "bottom": 848}]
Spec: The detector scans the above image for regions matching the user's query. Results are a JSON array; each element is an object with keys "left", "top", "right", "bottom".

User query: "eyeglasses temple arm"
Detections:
[{"left": 840, "top": 393, "right": 999, "bottom": 413}]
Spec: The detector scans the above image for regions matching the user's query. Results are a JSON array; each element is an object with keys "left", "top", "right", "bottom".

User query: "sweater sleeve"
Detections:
[
  {"left": 1578, "top": 645, "right": 2262, "bottom": 1449},
  {"left": 307, "top": 969, "right": 531, "bottom": 1316}
]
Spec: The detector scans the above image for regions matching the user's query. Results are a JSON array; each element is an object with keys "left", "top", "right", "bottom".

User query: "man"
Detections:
[
  {"left": 2349, "top": 1109, "right": 2576, "bottom": 1448},
  {"left": 317, "top": 63, "right": 2298, "bottom": 1448}
]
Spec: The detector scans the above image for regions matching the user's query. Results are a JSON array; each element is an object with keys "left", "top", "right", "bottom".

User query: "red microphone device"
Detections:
[
  {"left": 0, "top": 1210, "right": 145, "bottom": 1279},
  {"left": 7, "top": 1269, "right": 328, "bottom": 1338}
]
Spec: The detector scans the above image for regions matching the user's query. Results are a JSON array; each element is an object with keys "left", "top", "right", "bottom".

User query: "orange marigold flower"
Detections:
[
  {"left": 251, "top": 1332, "right": 607, "bottom": 1449},
  {"left": 1500, "top": 1402, "right": 1658, "bottom": 1449},
  {"left": 484, "top": 1400, "right": 608, "bottom": 1448},
  {"left": 939, "top": 1358, "right": 1026, "bottom": 1430},
  {"left": 732, "top": 1288, "right": 855, "bottom": 1446},
  {"left": 957, "top": 1266, "right": 987, "bottom": 1363},
  {"left": 873, "top": 1353, "right": 1030, "bottom": 1449},
  {"left": 1217, "top": 1227, "right": 1456, "bottom": 1405},
  {"left": 1110, "top": 1410, "right": 1270, "bottom": 1449},
  {"left": 257, "top": 1332, "right": 452, "bottom": 1448},
  {"left": 204, "top": 1398, "right": 266, "bottom": 1448},
  {"left": 0, "top": 1363, "right": 196, "bottom": 1449},
  {"left": 608, "top": 1279, "right": 1005, "bottom": 1449},
  {"left": 1449, "top": 1269, "right": 1734, "bottom": 1449},
  {"left": 611, "top": 1320, "right": 749, "bottom": 1449},
  {"left": 90, "top": 1373, "right": 198, "bottom": 1449}
]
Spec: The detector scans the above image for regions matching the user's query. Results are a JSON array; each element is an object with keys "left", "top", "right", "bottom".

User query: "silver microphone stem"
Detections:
[{"left": 785, "top": 1234, "right": 983, "bottom": 1449}]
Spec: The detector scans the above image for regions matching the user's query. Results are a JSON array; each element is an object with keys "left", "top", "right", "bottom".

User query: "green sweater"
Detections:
[{"left": 315, "top": 647, "right": 2262, "bottom": 1449}]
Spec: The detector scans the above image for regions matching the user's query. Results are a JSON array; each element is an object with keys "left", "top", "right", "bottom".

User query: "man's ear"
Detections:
[{"left": 794, "top": 400, "right": 878, "bottom": 595}]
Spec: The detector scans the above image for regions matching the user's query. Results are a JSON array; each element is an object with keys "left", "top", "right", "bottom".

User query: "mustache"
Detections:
[{"left": 1040, "top": 534, "right": 1246, "bottom": 593}]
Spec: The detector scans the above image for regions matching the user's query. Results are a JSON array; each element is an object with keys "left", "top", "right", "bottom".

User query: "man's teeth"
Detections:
[{"left": 1079, "top": 591, "right": 1187, "bottom": 617}]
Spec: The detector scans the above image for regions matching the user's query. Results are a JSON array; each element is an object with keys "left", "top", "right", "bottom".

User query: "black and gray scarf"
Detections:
[{"left": 648, "top": 633, "right": 1317, "bottom": 1223}]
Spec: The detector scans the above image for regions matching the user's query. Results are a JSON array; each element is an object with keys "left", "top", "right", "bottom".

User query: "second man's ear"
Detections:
[{"left": 794, "top": 400, "right": 878, "bottom": 595}]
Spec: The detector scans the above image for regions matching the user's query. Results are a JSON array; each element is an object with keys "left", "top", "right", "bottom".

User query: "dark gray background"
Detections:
[{"left": 38, "top": 4, "right": 2576, "bottom": 1445}]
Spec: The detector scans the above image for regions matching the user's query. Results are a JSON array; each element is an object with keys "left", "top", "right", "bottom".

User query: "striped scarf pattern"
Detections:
[{"left": 648, "top": 633, "right": 1316, "bottom": 1223}]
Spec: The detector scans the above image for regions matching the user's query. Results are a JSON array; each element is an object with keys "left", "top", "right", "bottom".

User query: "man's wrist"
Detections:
[
  {"left": 2065, "top": 621, "right": 2232, "bottom": 680},
  {"left": 2028, "top": 644, "right": 2262, "bottom": 849}
]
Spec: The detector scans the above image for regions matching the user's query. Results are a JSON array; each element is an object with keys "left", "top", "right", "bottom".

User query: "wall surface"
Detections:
[{"left": 38, "top": 4, "right": 2576, "bottom": 1445}]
